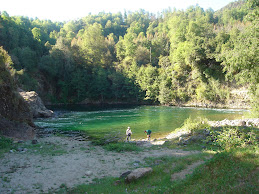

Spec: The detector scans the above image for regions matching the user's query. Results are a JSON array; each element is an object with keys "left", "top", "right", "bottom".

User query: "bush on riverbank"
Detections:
[
  {"left": 181, "top": 117, "right": 210, "bottom": 135},
  {"left": 207, "top": 126, "right": 258, "bottom": 151}
]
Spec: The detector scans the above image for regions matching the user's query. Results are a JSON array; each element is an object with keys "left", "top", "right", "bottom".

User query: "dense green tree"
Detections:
[{"left": 0, "top": 1, "right": 258, "bottom": 114}]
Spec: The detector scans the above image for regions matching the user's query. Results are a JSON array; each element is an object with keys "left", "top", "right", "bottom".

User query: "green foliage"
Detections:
[
  {"left": 181, "top": 117, "right": 210, "bottom": 134},
  {"left": 0, "top": 136, "right": 13, "bottom": 149},
  {"left": 0, "top": 2, "right": 258, "bottom": 113},
  {"left": 208, "top": 126, "right": 258, "bottom": 150},
  {"left": 0, "top": 47, "right": 15, "bottom": 85},
  {"left": 0, "top": 136, "right": 13, "bottom": 157},
  {"left": 249, "top": 83, "right": 259, "bottom": 117}
]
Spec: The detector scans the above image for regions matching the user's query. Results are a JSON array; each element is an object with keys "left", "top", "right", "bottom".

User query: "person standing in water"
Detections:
[
  {"left": 126, "top": 127, "right": 132, "bottom": 141},
  {"left": 144, "top": 130, "right": 152, "bottom": 141}
]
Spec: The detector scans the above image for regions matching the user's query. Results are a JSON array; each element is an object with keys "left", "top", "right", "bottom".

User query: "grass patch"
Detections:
[
  {"left": 169, "top": 146, "right": 259, "bottom": 193},
  {"left": 0, "top": 135, "right": 67, "bottom": 156},
  {"left": 0, "top": 135, "right": 13, "bottom": 157},
  {"left": 54, "top": 153, "right": 210, "bottom": 194},
  {"left": 23, "top": 142, "right": 67, "bottom": 156},
  {"left": 103, "top": 142, "right": 143, "bottom": 152},
  {"left": 56, "top": 147, "right": 258, "bottom": 194}
]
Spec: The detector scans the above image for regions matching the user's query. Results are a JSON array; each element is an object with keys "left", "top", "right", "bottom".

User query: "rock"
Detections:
[
  {"left": 120, "top": 171, "right": 132, "bottom": 178},
  {"left": 209, "top": 118, "right": 259, "bottom": 128},
  {"left": 188, "top": 134, "right": 205, "bottom": 142},
  {"left": 85, "top": 171, "right": 93, "bottom": 176},
  {"left": 19, "top": 90, "right": 53, "bottom": 118},
  {"left": 133, "top": 163, "right": 139, "bottom": 167},
  {"left": 239, "top": 120, "right": 246, "bottom": 126},
  {"left": 9, "top": 150, "right": 14, "bottom": 153},
  {"left": 125, "top": 167, "right": 153, "bottom": 183},
  {"left": 0, "top": 62, "right": 35, "bottom": 140},
  {"left": 17, "top": 147, "right": 24, "bottom": 152},
  {"left": 31, "top": 139, "right": 38, "bottom": 144}
]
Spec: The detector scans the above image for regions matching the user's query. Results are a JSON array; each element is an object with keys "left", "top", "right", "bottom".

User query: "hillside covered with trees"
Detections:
[{"left": 0, "top": 0, "right": 258, "bottom": 115}]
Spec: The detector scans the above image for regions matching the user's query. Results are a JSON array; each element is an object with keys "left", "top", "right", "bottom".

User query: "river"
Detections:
[{"left": 35, "top": 105, "right": 246, "bottom": 140}]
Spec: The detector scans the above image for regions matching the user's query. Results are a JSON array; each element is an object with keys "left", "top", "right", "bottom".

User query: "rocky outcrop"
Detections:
[
  {"left": 0, "top": 48, "right": 35, "bottom": 139},
  {"left": 125, "top": 167, "right": 153, "bottom": 183},
  {"left": 208, "top": 118, "right": 259, "bottom": 127},
  {"left": 181, "top": 87, "right": 251, "bottom": 109},
  {"left": 166, "top": 118, "right": 259, "bottom": 144},
  {"left": 19, "top": 90, "right": 53, "bottom": 118}
]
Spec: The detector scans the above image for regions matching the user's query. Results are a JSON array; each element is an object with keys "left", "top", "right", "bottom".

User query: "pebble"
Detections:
[
  {"left": 133, "top": 163, "right": 139, "bottom": 167},
  {"left": 85, "top": 171, "right": 93, "bottom": 176}
]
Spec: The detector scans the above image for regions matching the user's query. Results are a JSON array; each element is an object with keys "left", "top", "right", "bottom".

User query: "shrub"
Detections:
[
  {"left": 182, "top": 117, "right": 210, "bottom": 135},
  {"left": 208, "top": 127, "right": 258, "bottom": 150}
]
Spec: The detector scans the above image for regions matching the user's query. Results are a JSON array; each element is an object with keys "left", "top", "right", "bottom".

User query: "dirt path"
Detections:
[{"left": 0, "top": 136, "right": 200, "bottom": 193}]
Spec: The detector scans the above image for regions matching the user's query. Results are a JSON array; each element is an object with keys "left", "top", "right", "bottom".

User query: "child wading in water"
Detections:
[
  {"left": 126, "top": 127, "right": 132, "bottom": 141},
  {"left": 144, "top": 130, "right": 152, "bottom": 141}
]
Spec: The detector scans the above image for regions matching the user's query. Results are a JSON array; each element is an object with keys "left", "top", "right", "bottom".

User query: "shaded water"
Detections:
[{"left": 35, "top": 105, "right": 245, "bottom": 139}]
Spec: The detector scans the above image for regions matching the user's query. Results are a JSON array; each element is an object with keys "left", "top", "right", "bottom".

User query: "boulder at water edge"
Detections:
[{"left": 19, "top": 90, "right": 53, "bottom": 118}]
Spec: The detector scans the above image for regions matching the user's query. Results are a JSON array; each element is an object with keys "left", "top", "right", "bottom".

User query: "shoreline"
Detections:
[
  {"left": 1, "top": 117, "right": 258, "bottom": 193},
  {"left": 35, "top": 117, "right": 259, "bottom": 146}
]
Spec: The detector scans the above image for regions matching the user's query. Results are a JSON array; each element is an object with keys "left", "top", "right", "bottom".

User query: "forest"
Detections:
[{"left": 0, "top": 0, "right": 258, "bottom": 115}]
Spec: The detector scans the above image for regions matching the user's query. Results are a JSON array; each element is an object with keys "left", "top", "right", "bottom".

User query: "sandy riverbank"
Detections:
[{"left": 0, "top": 136, "right": 199, "bottom": 193}]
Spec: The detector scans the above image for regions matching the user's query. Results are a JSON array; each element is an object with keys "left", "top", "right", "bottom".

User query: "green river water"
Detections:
[{"left": 35, "top": 105, "right": 246, "bottom": 140}]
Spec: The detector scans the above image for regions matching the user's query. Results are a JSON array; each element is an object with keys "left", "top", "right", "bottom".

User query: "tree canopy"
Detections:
[{"left": 0, "top": 0, "right": 258, "bottom": 115}]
